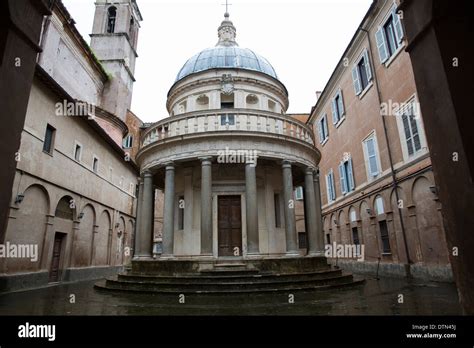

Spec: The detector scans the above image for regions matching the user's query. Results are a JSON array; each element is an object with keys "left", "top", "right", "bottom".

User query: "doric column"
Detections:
[
  {"left": 200, "top": 157, "right": 213, "bottom": 255},
  {"left": 245, "top": 160, "right": 259, "bottom": 254},
  {"left": 136, "top": 171, "right": 153, "bottom": 258},
  {"left": 304, "top": 167, "right": 320, "bottom": 255},
  {"left": 313, "top": 168, "right": 325, "bottom": 254},
  {"left": 132, "top": 178, "right": 144, "bottom": 258},
  {"left": 282, "top": 160, "right": 298, "bottom": 254},
  {"left": 162, "top": 163, "right": 175, "bottom": 256}
]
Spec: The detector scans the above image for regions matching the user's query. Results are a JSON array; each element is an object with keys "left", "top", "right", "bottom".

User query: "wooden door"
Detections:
[
  {"left": 49, "top": 233, "right": 64, "bottom": 282},
  {"left": 218, "top": 195, "right": 242, "bottom": 256}
]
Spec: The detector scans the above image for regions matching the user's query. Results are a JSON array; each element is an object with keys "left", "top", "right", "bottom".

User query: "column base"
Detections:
[
  {"left": 307, "top": 251, "right": 326, "bottom": 257},
  {"left": 133, "top": 254, "right": 153, "bottom": 260}
]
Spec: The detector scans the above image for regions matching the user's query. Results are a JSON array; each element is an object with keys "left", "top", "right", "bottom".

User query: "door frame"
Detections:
[
  {"left": 212, "top": 192, "right": 247, "bottom": 259},
  {"left": 49, "top": 232, "right": 67, "bottom": 283}
]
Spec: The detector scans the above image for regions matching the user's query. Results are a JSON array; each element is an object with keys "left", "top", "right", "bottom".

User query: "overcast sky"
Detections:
[{"left": 62, "top": 0, "right": 372, "bottom": 122}]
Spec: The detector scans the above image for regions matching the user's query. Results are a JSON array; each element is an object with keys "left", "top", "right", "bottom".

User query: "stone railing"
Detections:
[{"left": 141, "top": 109, "right": 315, "bottom": 147}]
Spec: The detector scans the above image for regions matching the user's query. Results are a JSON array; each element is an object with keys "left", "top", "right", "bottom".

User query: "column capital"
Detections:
[
  {"left": 199, "top": 156, "right": 213, "bottom": 165},
  {"left": 142, "top": 170, "right": 153, "bottom": 178},
  {"left": 305, "top": 166, "right": 316, "bottom": 174},
  {"left": 164, "top": 162, "right": 175, "bottom": 171},
  {"left": 281, "top": 159, "right": 292, "bottom": 168}
]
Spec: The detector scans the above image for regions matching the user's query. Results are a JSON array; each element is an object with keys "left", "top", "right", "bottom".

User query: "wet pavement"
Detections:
[{"left": 0, "top": 275, "right": 462, "bottom": 315}]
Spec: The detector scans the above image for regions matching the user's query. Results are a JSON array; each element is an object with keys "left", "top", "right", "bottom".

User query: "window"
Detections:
[
  {"left": 123, "top": 135, "right": 133, "bottom": 149},
  {"left": 106, "top": 6, "right": 117, "bottom": 34},
  {"left": 43, "top": 124, "right": 55, "bottom": 154},
  {"left": 339, "top": 157, "right": 355, "bottom": 194},
  {"left": 401, "top": 103, "right": 422, "bottom": 157},
  {"left": 220, "top": 114, "right": 235, "bottom": 126},
  {"left": 109, "top": 167, "right": 113, "bottom": 181},
  {"left": 74, "top": 143, "right": 82, "bottom": 162},
  {"left": 375, "top": 6, "right": 404, "bottom": 64},
  {"left": 317, "top": 114, "right": 329, "bottom": 144},
  {"left": 93, "top": 156, "right": 99, "bottom": 173},
  {"left": 178, "top": 195, "right": 184, "bottom": 230},
  {"left": 295, "top": 186, "right": 303, "bottom": 201},
  {"left": 298, "top": 232, "right": 307, "bottom": 249},
  {"left": 352, "top": 227, "right": 360, "bottom": 245},
  {"left": 274, "top": 193, "right": 281, "bottom": 228},
  {"left": 326, "top": 170, "right": 336, "bottom": 202},
  {"left": 352, "top": 50, "right": 372, "bottom": 95},
  {"left": 349, "top": 209, "right": 357, "bottom": 222},
  {"left": 331, "top": 89, "right": 345, "bottom": 124},
  {"left": 326, "top": 233, "right": 331, "bottom": 245},
  {"left": 375, "top": 196, "right": 384, "bottom": 215},
  {"left": 379, "top": 220, "right": 391, "bottom": 253},
  {"left": 130, "top": 183, "right": 135, "bottom": 195},
  {"left": 221, "top": 93, "right": 234, "bottom": 109},
  {"left": 363, "top": 134, "right": 380, "bottom": 178}
]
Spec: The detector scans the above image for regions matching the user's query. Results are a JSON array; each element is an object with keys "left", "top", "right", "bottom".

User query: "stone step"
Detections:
[
  {"left": 95, "top": 276, "right": 365, "bottom": 294},
  {"left": 117, "top": 268, "right": 343, "bottom": 284},
  {"left": 104, "top": 273, "right": 354, "bottom": 291}
]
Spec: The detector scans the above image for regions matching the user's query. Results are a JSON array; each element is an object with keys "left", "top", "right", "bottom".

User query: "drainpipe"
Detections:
[{"left": 359, "top": 27, "right": 412, "bottom": 276}]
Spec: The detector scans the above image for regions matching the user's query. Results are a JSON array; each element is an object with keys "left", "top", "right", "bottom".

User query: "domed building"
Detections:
[{"left": 99, "top": 12, "right": 360, "bottom": 292}]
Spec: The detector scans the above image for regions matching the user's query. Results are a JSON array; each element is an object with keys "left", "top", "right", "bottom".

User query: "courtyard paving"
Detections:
[{"left": 0, "top": 275, "right": 461, "bottom": 315}]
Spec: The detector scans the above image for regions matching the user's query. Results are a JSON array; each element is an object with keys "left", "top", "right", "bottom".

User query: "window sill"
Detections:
[
  {"left": 334, "top": 116, "right": 346, "bottom": 129},
  {"left": 42, "top": 150, "right": 54, "bottom": 157},
  {"left": 381, "top": 252, "right": 392, "bottom": 256},
  {"left": 384, "top": 43, "right": 405, "bottom": 69},
  {"left": 320, "top": 138, "right": 329, "bottom": 146},
  {"left": 358, "top": 81, "right": 373, "bottom": 100}
]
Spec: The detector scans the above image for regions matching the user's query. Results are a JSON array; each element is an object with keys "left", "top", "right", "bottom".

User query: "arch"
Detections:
[
  {"left": 73, "top": 204, "right": 96, "bottom": 267},
  {"left": 93, "top": 209, "right": 112, "bottom": 266},
  {"left": 196, "top": 94, "right": 209, "bottom": 106},
  {"left": 348, "top": 205, "right": 357, "bottom": 223},
  {"left": 55, "top": 195, "right": 75, "bottom": 220},
  {"left": 359, "top": 199, "right": 378, "bottom": 260},
  {"left": 107, "top": 6, "right": 117, "bottom": 33},
  {"left": 338, "top": 209, "right": 348, "bottom": 244},
  {"left": 411, "top": 176, "right": 448, "bottom": 264},
  {"left": 3, "top": 184, "right": 49, "bottom": 273}
]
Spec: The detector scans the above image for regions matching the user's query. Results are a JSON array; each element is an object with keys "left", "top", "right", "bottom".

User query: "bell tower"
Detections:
[{"left": 90, "top": 0, "right": 142, "bottom": 121}]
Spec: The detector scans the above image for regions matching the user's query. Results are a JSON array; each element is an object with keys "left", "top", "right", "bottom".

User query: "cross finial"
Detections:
[{"left": 222, "top": 0, "right": 232, "bottom": 17}]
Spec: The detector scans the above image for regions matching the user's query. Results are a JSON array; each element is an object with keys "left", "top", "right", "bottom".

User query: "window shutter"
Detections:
[
  {"left": 331, "top": 172, "right": 336, "bottom": 200},
  {"left": 317, "top": 119, "right": 323, "bottom": 143},
  {"left": 363, "top": 49, "right": 373, "bottom": 81},
  {"left": 339, "top": 163, "right": 347, "bottom": 194},
  {"left": 375, "top": 27, "right": 389, "bottom": 63},
  {"left": 331, "top": 98, "right": 338, "bottom": 124},
  {"left": 392, "top": 7, "right": 404, "bottom": 44},
  {"left": 326, "top": 173, "right": 333, "bottom": 202},
  {"left": 347, "top": 158, "right": 355, "bottom": 190},
  {"left": 366, "top": 138, "right": 379, "bottom": 176},
  {"left": 352, "top": 66, "right": 362, "bottom": 95},
  {"left": 337, "top": 89, "right": 345, "bottom": 116},
  {"left": 323, "top": 115, "right": 328, "bottom": 140},
  {"left": 402, "top": 113, "right": 414, "bottom": 156}
]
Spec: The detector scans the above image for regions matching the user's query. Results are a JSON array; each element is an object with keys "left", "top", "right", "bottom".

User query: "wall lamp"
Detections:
[
  {"left": 78, "top": 212, "right": 84, "bottom": 219},
  {"left": 115, "top": 222, "right": 120, "bottom": 228},
  {"left": 429, "top": 186, "right": 438, "bottom": 195},
  {"left": 15, "top": 194, "right": 24, "bottom": 204},
  {"left": 366, "top": 208, "right": 373, "bottom": 215}
]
